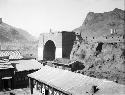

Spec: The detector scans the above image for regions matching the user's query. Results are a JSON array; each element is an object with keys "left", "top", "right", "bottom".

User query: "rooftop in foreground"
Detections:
[{"left": 28, "top": 66, "right": 125, "bottom": 95}]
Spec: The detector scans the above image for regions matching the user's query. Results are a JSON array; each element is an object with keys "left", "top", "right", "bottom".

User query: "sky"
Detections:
[{"left": 0, "top": 0, "right": 124, "bottom": 38}]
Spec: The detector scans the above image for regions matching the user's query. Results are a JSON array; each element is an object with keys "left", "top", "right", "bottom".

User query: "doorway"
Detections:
[
  {"left": 43, "top": 40, "right": 56, "bottom": 61},
  {"left": 2, "top": 77, "right": 12, "bottom": 90}
]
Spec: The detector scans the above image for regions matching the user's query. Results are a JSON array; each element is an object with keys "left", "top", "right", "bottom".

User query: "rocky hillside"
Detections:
[
  {"left": 70, "top": 8, "right": 125, "bottom": 84},
  {"left": 0, "top": 18, "right": 38, "bottom": 58}
]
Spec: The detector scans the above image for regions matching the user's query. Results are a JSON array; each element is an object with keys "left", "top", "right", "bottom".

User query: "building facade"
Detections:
[
  {"left": 38, "top": 31, "right": 76, "bottom": 61},
  {"left": 0, "top": 59, "right": 42, "bottom": 91},
  {"left": 0, "top": 62, "right": 14, "bottom": 91}
]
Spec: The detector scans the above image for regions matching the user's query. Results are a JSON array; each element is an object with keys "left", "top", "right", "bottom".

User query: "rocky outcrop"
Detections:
[{"left": 70, "top": 8, "right": 125, "bottom": 84}]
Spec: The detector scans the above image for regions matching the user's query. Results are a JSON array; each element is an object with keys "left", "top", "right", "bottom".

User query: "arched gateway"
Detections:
[
  {"left": 43, "top": 40, "right": 56, "bottom": 61},
  {"left": 38, "top": 31, "right": 76, "bottom": 61}
]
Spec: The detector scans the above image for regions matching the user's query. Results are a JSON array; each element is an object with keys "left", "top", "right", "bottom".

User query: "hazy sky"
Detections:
[{"left": 0, "top": 0, "right": 124, "bottom": 38}]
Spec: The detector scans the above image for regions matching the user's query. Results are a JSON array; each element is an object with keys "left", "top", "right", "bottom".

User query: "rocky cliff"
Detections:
[{"left": 70, "top": 8, "right": 125, "bottom": 84}]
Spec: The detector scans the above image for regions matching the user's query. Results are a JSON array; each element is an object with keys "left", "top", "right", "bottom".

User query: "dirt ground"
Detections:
[{"left": 0, "top": 88, "right": 30, "bottom": 95}]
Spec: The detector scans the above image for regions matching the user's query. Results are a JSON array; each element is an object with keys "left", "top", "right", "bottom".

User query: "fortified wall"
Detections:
[{"left": 38, "top": 31, "right": 76, "bottom": 60}]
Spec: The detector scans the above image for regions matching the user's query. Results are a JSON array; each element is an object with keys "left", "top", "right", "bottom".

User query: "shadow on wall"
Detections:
[{"left": 62, "top": 32, "right": 76, "bottom": 59}]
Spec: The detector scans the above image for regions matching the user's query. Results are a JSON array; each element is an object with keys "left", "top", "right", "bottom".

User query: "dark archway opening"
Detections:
[
  {"left": 95, "top": 42, "right": 103, "bottom": 56},
  {"left": 96, "top": 42, "right": 103, "bottom": 52},
  {"left": 43, "top": 40, "right": 56, "bottom": 61}
]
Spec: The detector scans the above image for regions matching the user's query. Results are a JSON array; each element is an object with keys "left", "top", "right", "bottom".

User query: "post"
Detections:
[
  {"left": 43, "top": 34, "right": 44, "bottom": 60},
  {"left": 29, "top": 78, "right": 33, "bottom": 94}
]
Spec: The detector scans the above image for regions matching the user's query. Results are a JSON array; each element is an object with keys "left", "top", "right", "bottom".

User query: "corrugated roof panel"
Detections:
[
  {"left": 11, "top": 59, "right": 43, "bottom": 71},
  {"left": 0, "top": 50, "right": 23, "bottom": 59},
  {"left": 0, "top": 62, "right": 14, "bottom": 69}
]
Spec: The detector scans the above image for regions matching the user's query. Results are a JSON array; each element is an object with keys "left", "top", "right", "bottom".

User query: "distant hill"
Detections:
[
  {"left": 0, "top": 18, "right": 38, "bottom": 59},
  {"left": 0, "top": 19, "right": 37, "bottom": 43}
]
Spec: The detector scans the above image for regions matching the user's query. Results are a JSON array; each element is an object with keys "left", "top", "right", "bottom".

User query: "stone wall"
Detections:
[{"left": 38, "top": 32, "right": 62, "bottom": 60}]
